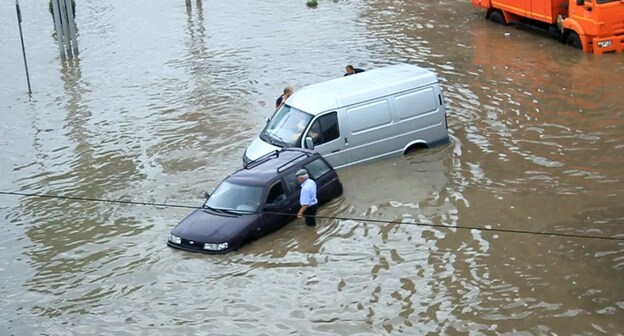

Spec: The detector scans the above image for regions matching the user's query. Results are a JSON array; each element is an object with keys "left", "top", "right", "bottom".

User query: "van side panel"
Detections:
[
  {"left": 394, "top": 88, "right": 437, "bottom": 121},
  {"left": 345, "top": 99, "right": 397, "bottom": 164},
  {"left": 347, "top": 100, "right": 392, "bottom": 133},
  {"left": 393, "top": 84, "right": 447, "bottom": 148},
  {"left": 343, "top": 84, "right": 449, "bottom": 167}
]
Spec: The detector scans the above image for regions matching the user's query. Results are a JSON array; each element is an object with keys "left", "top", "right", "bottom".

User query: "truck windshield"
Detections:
[
  {"left": 261, "top": 105, "right": 313, "bottom": 147},
  {"left": 204, "top": 181, "right": 262, "bottom": 214}
]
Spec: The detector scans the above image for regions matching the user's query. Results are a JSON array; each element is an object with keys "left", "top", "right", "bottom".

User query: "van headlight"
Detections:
[
  {"left": 597, "top": 40, "right": 612, "bottom": 48},
  {"left": 204, "top": 242, "right": 228, "bottom": 251},
  {"left": 169, "top": 234, "right": 182, "bottom": 244}
]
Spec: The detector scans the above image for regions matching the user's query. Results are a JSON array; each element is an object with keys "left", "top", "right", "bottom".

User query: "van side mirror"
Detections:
[
  {"left": 203, "top": 192, "right": 211, "bottom": 199},
  {"left": 265, "top": 117, "right": 270, "bottom": 123},
  {"left": 576, "top": 0, "right": 584, "bottom": 5},
  {"left": 305, "top": 136, "right": 315, "bottom": 150}
]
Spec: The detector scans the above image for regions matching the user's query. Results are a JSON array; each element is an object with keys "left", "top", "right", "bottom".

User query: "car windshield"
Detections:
[
  {"left": 204, "top": 181, "right": 262, "bottom": 214},
  {"left": 261, "top": 105, "right": 313, "bottom": 147}
]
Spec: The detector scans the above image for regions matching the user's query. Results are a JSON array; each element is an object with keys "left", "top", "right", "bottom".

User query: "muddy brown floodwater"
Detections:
[{"left": 1, "top": 0, "right": 623, "bottom": 335}]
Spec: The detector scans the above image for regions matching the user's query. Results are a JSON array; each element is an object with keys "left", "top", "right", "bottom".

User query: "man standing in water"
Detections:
[{"left": 296, "top": 169, "right": 318, "bottom": 226}]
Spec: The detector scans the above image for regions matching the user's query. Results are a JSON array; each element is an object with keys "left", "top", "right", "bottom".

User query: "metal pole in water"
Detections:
[
  {"left": 50, "top": 0, "right": 66, "bottom": 60},
  {"left": 64, "top": 0, "right": 78, "bottom": 55},
  {"left": 58, "top": 0, "right": 73, "bottom": 58},
  {"left": 15, "top": 0, "right": 32, "bottom": 94},
  {"left": 186, "top": 0, "right": 191, "bottom": 8}
]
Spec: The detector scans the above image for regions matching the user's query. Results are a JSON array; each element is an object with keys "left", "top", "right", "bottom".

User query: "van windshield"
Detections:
[{"left": 261, "top": 105, "right": 313, "bottom": 147}]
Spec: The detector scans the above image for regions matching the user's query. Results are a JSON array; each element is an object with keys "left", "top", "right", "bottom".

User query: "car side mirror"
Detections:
[
  {"left": 204, "top": 192, "right": 211, "bottom": 199},
  {"left": 305, "top": 136, "right": 314, "bottom": 150},
  {"left": 263, "top": 204, "right": 277, "bottom": 212},
  {"left": 576, "top": 0, "right": 584, "bottom": 5}
]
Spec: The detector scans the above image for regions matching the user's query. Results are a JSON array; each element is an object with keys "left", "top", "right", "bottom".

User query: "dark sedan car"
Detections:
[{"left": 167, "top": 148, "right": 343, "bottom": 254}]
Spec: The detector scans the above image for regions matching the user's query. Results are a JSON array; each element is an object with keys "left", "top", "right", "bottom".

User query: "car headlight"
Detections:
[
  {"left": 169, "top": 234, "right": 181, "bottom": 245},
  {"left": 204, "top": 242, "right": 228, "bottom": 251},
  {"left": 598, "top": 40, "right": 612, "bottom": 48}
]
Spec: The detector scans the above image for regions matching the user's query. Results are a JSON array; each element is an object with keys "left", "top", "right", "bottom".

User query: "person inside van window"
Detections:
[
  {"left": 344, "top": 65, "right": 365, "bottom": 76},
  {"left": 291, "top": 120, "right": 319, "bottom": 143},
  {"left": 275, "top": 86, "right": 293, "bottom": 110}
]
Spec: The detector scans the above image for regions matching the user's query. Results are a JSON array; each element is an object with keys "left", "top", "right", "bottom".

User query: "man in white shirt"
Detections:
[{"left": 296, "top": 169, "right": 318, "bottom": 226}]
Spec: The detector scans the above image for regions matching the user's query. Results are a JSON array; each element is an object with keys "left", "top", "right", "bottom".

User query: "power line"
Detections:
[{"left": 1, "top": 190, "right": 622, "bottom": 242}]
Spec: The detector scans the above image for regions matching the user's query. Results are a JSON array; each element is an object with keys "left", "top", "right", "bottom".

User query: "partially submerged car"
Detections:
[{"left": 167, "top": 148, "right": 343, "bottom": 254}]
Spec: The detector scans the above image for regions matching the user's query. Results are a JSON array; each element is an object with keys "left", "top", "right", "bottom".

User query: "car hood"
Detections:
[
  {"left": 171, "top": 209, "right": 258, "bottom": 243},
  {"left": 244, "top": 136, "right": 280, "bottom": 162}
]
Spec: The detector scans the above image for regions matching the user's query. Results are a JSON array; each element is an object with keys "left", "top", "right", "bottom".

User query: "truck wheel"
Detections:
[
  {"left": 566, "top": 32, "right": 582, "bottom": 49},
  {"left": 488, "top": 11, "right": 506, "bottom": 25}
]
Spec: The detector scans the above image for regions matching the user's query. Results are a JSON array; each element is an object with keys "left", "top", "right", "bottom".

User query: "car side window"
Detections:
[
  {"left": 305, "top": 159, "right": 331, "bottom": 179},
  {"left": 266, "top": 182, "right": 286, "bottom": 204},
  {"left": 283, "top": 170, "right": 299, "bottom": 194},
  {"left": 308, "top": 112, "right": 339, "bottom": 146}
]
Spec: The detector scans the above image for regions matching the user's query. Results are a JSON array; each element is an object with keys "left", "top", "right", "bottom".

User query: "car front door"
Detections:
[
  {"left": 260, "top": 181, "right": 292, "bottom": 234},
  {"left": 304, "top": 158, "right": 338, "bottom": 203},
  {"left": 283, "top": 169, "right": 303, "bottom": 216}
]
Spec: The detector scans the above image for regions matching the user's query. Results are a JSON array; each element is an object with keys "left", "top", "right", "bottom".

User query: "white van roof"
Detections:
[{"left": 287, "top": 63, "right": 438, "bottom": 115}]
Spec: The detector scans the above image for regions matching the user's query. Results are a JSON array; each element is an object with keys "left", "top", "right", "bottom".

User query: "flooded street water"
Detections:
[{"left": 1, "top": 0, "right": 623, "bottom": 334}]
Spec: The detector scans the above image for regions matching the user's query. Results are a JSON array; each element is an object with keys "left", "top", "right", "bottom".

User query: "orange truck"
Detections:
[{"left": 471, "top": 0, "right": 624, "bottom": 54}]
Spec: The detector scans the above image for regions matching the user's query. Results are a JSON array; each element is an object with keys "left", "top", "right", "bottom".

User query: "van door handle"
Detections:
[
  {"left": 344, "top": 137, "right": 348, "bottom": 145},
  {"left": 331, "top": 149, "right": 341, "bottom": 153}
]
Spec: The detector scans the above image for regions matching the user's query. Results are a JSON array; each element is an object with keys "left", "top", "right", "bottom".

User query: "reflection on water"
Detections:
[{"left": 1, "top": 0, "right": 623, "bottom": 334}]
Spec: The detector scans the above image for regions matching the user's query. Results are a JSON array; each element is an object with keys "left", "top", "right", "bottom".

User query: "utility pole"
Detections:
[
  {"left": 64, "top": 0, "right": 78, "bottom": 55},
  {"left": 50, "top": 0, "right": 66, "bottom": 60},
  {"left": 15, "top": 0, "right": 32, "bottom": 94},
  {"left": 186, "top": 0, "right": 202, "bottom": 10},
  {"left": 50, "top": 0, "right": 79, "bottom": 60}
]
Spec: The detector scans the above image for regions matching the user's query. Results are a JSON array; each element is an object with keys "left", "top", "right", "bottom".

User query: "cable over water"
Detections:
[{"left": 2, "top": 190, "right": 622, "bottom": 242}]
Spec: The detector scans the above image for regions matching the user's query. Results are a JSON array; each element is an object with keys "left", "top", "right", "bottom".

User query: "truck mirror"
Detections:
[
  {"left": 576, "top": 0, "right": 584, "bottom": 5},
  {"left": 305, "top": 136, "right": 315, "bottom": 150}
]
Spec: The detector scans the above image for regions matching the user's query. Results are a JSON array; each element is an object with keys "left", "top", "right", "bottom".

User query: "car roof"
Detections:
[
  {"left": 286, "top": 63, "right": 438, "bottom": 116},
  {"left": 226, "top": 149, "right": 318, "bottom": 187}
]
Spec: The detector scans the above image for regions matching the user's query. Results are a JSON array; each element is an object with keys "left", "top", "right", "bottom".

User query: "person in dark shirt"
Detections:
[
  {"left": 344, "top": 65, "right": 365, "bottom": 76},
  {"left": 275, "top": 86, "right": 293, "bottom": 110}
]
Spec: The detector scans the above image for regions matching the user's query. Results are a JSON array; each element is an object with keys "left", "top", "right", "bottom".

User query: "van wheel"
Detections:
[
  {"left": 404, "top": 143, "right": 428, "bottom": 155},
  {"left": 488, "top": 11, "right": 506, "bottom": 25},
  {"left": 566, "top": 32, "right": 582, "bottom": 49}
]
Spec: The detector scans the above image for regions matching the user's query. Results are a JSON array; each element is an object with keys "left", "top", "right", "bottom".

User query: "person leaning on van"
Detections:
[
  {"left": 344, "top": 65, "right": 365, "bottom": 76},
  {"left": 275, "top": 86, "right": 293, "bottom": 110}
]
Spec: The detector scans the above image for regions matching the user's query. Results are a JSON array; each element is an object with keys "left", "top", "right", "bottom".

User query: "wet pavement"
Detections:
[{"left": 1, "top": 0, "right": 623, "bottom": 334}]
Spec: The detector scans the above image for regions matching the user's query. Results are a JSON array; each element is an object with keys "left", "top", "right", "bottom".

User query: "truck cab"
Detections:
[{"left": 562, "top": 0, "right": 624, "bottom": 53}]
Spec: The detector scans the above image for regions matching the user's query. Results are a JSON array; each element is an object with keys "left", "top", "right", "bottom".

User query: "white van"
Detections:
[{"left": 243, "top": 64, "right": 449, "bottom": 169}]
